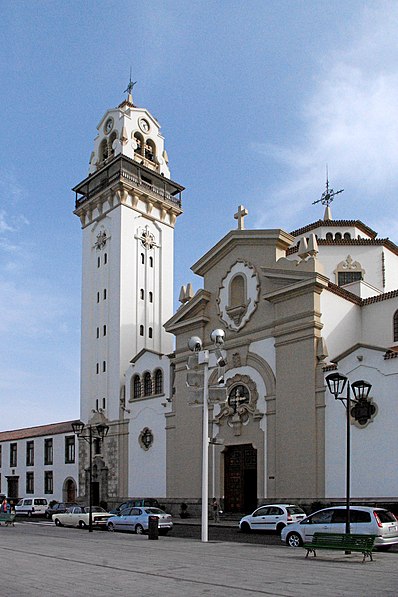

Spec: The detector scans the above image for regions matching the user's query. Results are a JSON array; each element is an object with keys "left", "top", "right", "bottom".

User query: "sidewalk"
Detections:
[{"left": 1, "top": 521, "right": 397, "bottom": 596}]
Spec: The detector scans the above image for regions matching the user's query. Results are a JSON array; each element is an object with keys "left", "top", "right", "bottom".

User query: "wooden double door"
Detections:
[{"left": 224, "top": 444, "right": 257, "bottom": 513}]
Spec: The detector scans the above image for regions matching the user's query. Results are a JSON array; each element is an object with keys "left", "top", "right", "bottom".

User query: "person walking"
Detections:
[
  {"left": 1, "top": 498, "right": 10, "bottom": 514},
  {"left": 212, "top": 497, "right": 219, "bottom": 522}
]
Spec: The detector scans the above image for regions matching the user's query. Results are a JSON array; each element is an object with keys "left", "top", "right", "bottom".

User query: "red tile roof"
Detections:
[
  {"left": 290, "top": 219, "right": 378, "bottom": 239},
  {"left": 287, "top": 238, "right": 398, "bottom": 256},
  {"left": 0, "top": 420, "right": 81, "bottom": 442}
]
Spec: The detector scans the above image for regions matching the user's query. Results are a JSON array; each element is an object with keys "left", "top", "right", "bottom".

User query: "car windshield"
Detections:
[{"left": 34, "top": 500, "right": 47, "bottom": 505}]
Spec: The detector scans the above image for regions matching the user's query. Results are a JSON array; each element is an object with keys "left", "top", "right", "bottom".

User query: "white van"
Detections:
[{"left": 15, "top": 497, "right": 48, "bottom": 517}]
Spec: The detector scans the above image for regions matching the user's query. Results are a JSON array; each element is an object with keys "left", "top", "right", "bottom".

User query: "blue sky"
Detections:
[{"left": 2, "top": 1, "right": 398, "bottom": 430}]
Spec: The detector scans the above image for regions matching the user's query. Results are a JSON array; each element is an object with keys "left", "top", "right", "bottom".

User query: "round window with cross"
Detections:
[{"left": 228, "top": 385, "right": 250, "bottom": 413}]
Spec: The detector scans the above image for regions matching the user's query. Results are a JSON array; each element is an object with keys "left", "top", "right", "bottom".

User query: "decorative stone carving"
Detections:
[
  {"left": 217, "top": 260, "right": 259, "bottom": 331},
  {"left": 94, "top": 229, "right": 108, "bottom": 250},
  {"left": 215, "top": 374, "right": 261, "bottom": 436},
  {"left": 139, "top": 427, "right": 154, "bottom": 450}
]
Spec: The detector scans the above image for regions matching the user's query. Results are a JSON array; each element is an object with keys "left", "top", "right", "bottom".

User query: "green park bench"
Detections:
[
  {"left": 0, "top": 512, "right": 16, "bottom": 527},
  {"left": 303, "top": 532, "right": 376, "bottom": 563}
]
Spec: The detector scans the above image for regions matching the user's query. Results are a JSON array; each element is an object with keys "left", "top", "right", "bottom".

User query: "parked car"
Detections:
[
  {"left": 15, "top": 497, "right": 48, "bottom": 517},
  {"left": 110, "top": 498, "right": 161, "bottom": 515},
  {"left": 281, "top": 506, "right": 398, "bottom": 549},
  {"left": 52, "top": 505, "right": 112, "bottom": 529},
  {"left": 45, "top": 502, "right": 79, "bottom": 519},
  {"left": 239, "top": 504, "right": 306, "bottom": 533},
  {"left": 107, "top": 506, "right": 173, "bottom": 535}
]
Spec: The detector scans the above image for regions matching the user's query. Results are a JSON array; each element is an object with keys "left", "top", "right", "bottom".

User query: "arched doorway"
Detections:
[
  {"left": 224, "top": 444, "right": 257, "bottom": 513},
  {"left": 63, "top": 478, "right": 77, "bottom": 502}
]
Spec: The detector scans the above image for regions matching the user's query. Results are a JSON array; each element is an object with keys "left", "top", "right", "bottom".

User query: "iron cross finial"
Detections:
[
  {"left": 312, "top": 166, "right": 344, "bottom": 207},
  {"left": 124, "top": 69, "right": 137, "bottom": 99}
]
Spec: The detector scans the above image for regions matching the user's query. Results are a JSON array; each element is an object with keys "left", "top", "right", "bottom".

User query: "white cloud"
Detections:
[{"left": 255, "top": 3, "right": 398, "bottom": 235}]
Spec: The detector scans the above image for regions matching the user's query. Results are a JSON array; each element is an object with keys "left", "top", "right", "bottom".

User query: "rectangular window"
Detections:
[
  {"left": 10, "top": 443, "right": 17, "bottom": 468},
  {"left": 0, "top": 445, "right": 2, "bottom": 468},
  {"left": 26, "top": 472, "right": 34, "bottom": 494},
  {"left": 44, "top": 438, "right": 53, "bottom": 465},
  {"left": 44, "top": 471, "right": 53, "bottom": 494},
  {"left": 65, "top": 436, "right": 75, "bottom": 464},
  {"left": 338, "top": 271, "right": 362, "bottom": 286},
  {"left": 26, "top": 441, "right": 34, "bottom": 466}
]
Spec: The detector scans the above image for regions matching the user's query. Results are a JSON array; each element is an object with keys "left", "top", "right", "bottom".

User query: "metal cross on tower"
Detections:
[
  {"left": 124, "top": 69, "right": 137, "bottom": 101},
  {"left": 313, "top": 167, "right": 344, "bottom": 208}
]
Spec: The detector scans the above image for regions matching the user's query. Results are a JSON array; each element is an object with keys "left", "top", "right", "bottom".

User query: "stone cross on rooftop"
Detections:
[{"left": 234, "top": 205, "right": 248, "bottom": 230}]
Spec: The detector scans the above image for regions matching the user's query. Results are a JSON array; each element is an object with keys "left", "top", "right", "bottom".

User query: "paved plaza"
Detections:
[{"left": 0, "top": 522, "right": 397, "bottom": 596}]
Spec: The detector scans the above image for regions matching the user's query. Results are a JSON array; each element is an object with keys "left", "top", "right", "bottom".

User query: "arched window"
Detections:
[
  {"left": 99, "top": 139, "right": 108, "bottom": 163},
  {"left": 139, "top": 325, "right": 144, "bottom": 336},
  {"left": 143, "top": 372, "right": 152, "bottom": 396},
  {"left": 393, "top": 311, "right": 398, "bottom": 342},
  {"left": 344, "top": 232, "right": 351, "bottom": 240},
  {"left": 133, "top": 375, "right": 141, "bottom": 399},
  {"left": 335, "top": 232, "right": 342, "bottom": 240},
  {"left": 154, "top": 369, "right": 163, "bottom": 394},
  {"left": 326, "top": 232, "right": 333, "bottom": 241},
  {"left": 134, "top": 133, "right": 144, "bottom": 155},
  {"left": 109, "top": 132, "right": 117, "bottom": 157},
  {"left": 145, "top": 139, "right": 156, "bottom": 162},
  {"left": 148, "top": 327, "right": 153, "bottom": 338},
  {"left": 229, "top": 274, "right": 246, "bottom": 307}
]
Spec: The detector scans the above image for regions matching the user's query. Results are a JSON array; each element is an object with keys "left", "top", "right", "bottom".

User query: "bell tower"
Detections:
[{"left": 73, "top": 88, "right": 184, "bottom": 424}]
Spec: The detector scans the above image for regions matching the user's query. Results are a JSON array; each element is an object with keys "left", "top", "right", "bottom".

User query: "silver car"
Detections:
[
  {"left": 281, "top": 506, "right": 398, "bottom": 549},
  {"left": 239, "top": 504, "right": 306, "bottom": 533},
  {"left": 107, "top": 506, "right": 173, "bottom": 535}
]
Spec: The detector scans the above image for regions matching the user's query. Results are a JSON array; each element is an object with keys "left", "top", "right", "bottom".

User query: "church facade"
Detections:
[{"left": 71, "top": 93, "right": 398, "bottom": 512}]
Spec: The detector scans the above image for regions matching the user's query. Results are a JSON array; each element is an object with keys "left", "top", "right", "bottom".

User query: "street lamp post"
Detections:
[
  {"left": 325, "top": 373, "right": 372, "bottom": 536},
  {"left": 72, "top": 421, "right": 109, "bottom": 533},
  {"left": 187, "top": 329, "right": 226, "bottom": 543}
]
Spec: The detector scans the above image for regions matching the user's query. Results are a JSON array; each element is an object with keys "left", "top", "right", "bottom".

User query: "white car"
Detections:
[
  {"left": 239, "top": 504, "right": 306, "bottom": 533},
  {"left": 15, "top": 497, "right": 48, "bottom": 517},
  {"left": 52, "top": 505, "right": 112, "bottom": 529},
  {"left": 281, "top": 506, "right": 398, "bottom": 549},
  {"left": 107, "top": 506, "right": 173, "bottom": 535}
]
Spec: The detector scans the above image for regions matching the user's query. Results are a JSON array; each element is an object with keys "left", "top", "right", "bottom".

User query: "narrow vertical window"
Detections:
[
  {"left": 96, "top": 363, "right": 99, "bottom": 374},
  {"left": 26, "top": 441, "right": 34, "bottom": 466},
  {"left": 133, "top": 375, "right": 141, "bottom": 399},
  {"left": 44, "top": 471, "right": 53, "bottom": 494},
  {"left": 10, "top": 443, "right": 17, "bottom": 467},
  {"left": 140, "top": 289, "right": 144, "bottom": 300},
  {"left": 148, "top": 327, "right": 153, "bottom": 338},
  {"left": 149, "top": 291, "right": 153, "bottom": 303},
  {"left": 97, "top": 256, "right": 100, "bottom": 268},
  {"left": 143, "top": 372, "right": 152, "bottom": 396},
  {"left": 97, "top": 292, "right": 100, "bottom": 303},
  {"left": 95, "top": 398, "right": 99, "bottom": 411},
  {"left": 103, "top": 325, "right": 107, "bottom": 336},
  {"left": 103, "top": 288, "right": 107, "bottom": 300},
  {"left": 44, "top": 439, "right": 53, "bottom": 466},
  {"left": 141, "top": 253, "right": 145, "bottom": 264},
  {"left": 26, "top": 472, "right": 34, "bottom": 494},
  {"left": 154, "top": 369, "right": 163, "bottom": 394},
  {"left": 103, "top": 361, "right": 106, "bottom": 372},
  {"left": 149, "top": 256, "right": 153, "bottom": 268},
  {"left": 65, "top": 436, "right": 75, "bottom": 464},
  {"left": 102, "top": 397, "right": 106, "bottom": 409},
  {"left": 104, "top": 253, "right": 107, "bottom": 264},
  {"left": 96, "top": 327, "right": 100, "bottom": 338},
  {"left": 140, "top": 325, "right": 144, "bottom": 336}
]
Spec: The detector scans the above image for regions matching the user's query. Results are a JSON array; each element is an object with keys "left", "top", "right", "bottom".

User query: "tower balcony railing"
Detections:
[{"left": 74, "top": 155, "right": 183, "bottom": 210}]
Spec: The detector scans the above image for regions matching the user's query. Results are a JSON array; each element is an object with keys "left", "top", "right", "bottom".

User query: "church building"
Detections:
[{"left": 72, "top": 90, "right": 398, "bottom": 513}]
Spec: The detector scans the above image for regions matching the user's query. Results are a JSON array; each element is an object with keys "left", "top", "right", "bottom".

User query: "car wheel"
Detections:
[
  {"left": 286, "top": 532, "right": 302, "bottom": 547},
  {"left": 108, "top": 523, "right": 115, "bottom": 532},
  {"left": 240, "top": 522, "right": 251, "bottom": 533},
  {"left": 79, "top": 520, "right": 87, "bottom": 529},
  {"left": 276, "top": 523, "right": 286, "bottom": 534},
  {"left": 54, "top": 518, "right": 63, "bottom": 527},
  {"left": 135, "top": 524, "right": 144, "bottom": 534}
]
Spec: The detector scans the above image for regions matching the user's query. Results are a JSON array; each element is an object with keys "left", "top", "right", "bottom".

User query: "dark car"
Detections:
[
  {"left": 110, "top": 498, "right": 161, "bottom": 515},
  {"left": 45, "top": 502, "right": 79, "bottom": 519}
]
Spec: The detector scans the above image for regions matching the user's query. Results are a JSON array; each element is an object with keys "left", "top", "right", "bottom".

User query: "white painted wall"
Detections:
[
  {"left": 325, "top": 347, "right": 398, "bottom": 498},
  {"left": 320, "top": 290, "right": 362, "bottom": 360}
]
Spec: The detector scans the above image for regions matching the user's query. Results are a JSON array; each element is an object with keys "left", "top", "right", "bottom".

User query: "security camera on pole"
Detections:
[{"left": 187, "top": 329, "right": 226, "bottom": 543}]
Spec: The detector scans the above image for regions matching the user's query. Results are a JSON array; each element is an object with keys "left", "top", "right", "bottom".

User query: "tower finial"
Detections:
[
  {"left": 312, "top": 165, "right": 344, "bottom": 220},
  {"left": 124, "top": 68, "right": 137, "bottom": 104}
]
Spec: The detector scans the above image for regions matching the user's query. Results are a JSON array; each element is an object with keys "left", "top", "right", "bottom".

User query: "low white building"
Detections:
[{"left": 0, "top": 421, "right": 80, "bottom": 505}]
